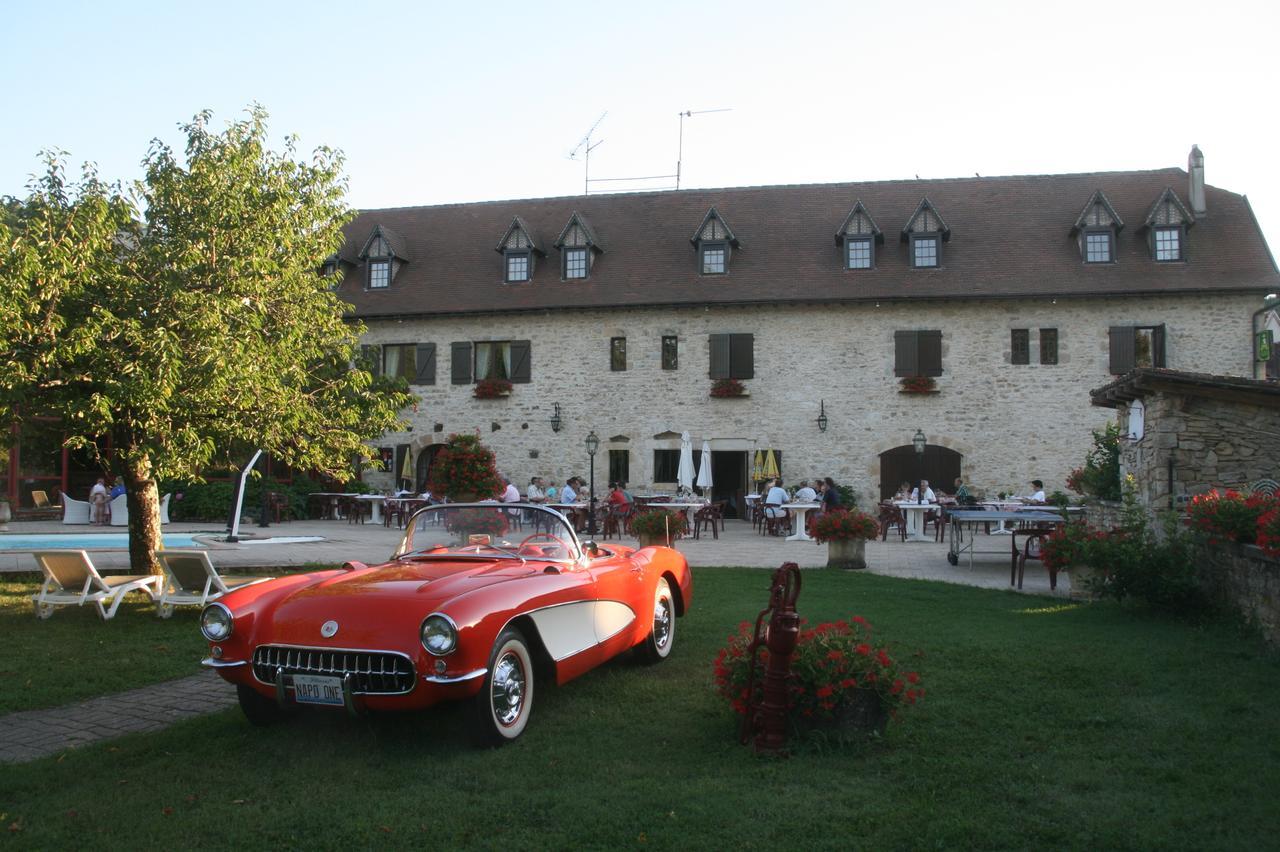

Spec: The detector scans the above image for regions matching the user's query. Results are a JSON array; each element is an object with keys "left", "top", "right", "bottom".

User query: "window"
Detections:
[
  {"left": 1084, "top": 231, "right": 1112, "bottom": 263},
  {"left": 846, "top": 238, "right": 873, "bottom": 269},
  {"left": 653, "top": 450, "right": 680, "bottom": 483},
  {"left": 1108, "top": 325, "right": 1166, "bottom": 374},
  {"left": 505, "top": 252, "right": 530, "bottom": 283},
  {"left": 894, "top": 330, "right": 943, "bottom": 377},
  {"left": 702, "top": 244, "right": 726, "bottom": 275},
  {"left": 1010, "top": 329, "right": 1030, "bottom": 365},
  {"left": 564, "top": 248, "right": 588, "bottom": 279},
  {"left": 708, "top": 333, "right": 753, "bottom": 380},
  {"left": 321, "top": 259, "right": 338, "bottom": 277},
  {"left": 661, "top": 336, "right": 679, "bottom": 370},
  {"left": 610, "top": 337, "right": 627, "bottom": 371},
  {"left": 609, "top": 449, "right": 630, "bottom": 485},
  {"left": 368, "top": 260, "right": 391, "bottom": 289},
  {"left": 1154, "top": 227, "right": 1182, "bottom": 261},
  {"left": 382, "top": 344, "right": 416, "bottom": 381},
  {"left": 451, "top": 340, "right": 532, "bottom": 384},
  {"left": 1039, "top": 328, "right": 1059, "bottom": 365},
  {"left": 911, "top": 235, "right": 938, "bottom": 268}
]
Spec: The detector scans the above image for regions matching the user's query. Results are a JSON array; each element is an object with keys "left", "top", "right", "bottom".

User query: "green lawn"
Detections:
[{"left": 2, "top": 568, "right": 1278, "bottom": 849}]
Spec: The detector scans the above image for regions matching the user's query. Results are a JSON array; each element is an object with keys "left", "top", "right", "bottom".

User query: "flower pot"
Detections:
[
  {"left": 1068, "top": 563, "right": 1099, "bottom": 601},
  {"left": 793, "top": 688, "right": 888, "bottom": 739},
  {"left": 636, "top": 532, "right": 672, "bottom": 548},
  {"left": 0, "top": 500, "right": 9, "bottom": 531},
  {"left": 826, "top": 537, "right": 867, "bottom": 570}
]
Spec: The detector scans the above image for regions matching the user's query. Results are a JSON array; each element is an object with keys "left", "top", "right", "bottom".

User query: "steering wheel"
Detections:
[{"left": 518, "top": 532, "right": 574, "bottom": 558}]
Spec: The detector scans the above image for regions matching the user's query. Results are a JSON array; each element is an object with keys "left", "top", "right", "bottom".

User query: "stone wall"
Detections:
[
  {"left": 359, "top": 292, "right": 1258, "bottom": 505},
  {"left": 1200, "top": 544, "right": 1280, "bottom": 645}
]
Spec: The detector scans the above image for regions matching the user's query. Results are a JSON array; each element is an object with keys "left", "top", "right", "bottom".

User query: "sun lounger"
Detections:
[
  {"left": 31, "top": 550, "right": 161, "bottom": 620},
  {"left": 154, "top": 549, "right": 273, "bottom": 618}
]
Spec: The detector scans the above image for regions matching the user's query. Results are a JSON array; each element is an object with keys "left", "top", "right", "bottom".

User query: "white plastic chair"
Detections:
[
  {"left": 154, "top": 549, "right": 272, "bottom": 618},
  {"left": 61, "top": 495, "right": 91, "bottom": 524},
  {"left": 31, "top": 550, "right": 161, "bottom": 620},
  {"left": 108, "top": 493, "right": 171, "bottom": 526}
]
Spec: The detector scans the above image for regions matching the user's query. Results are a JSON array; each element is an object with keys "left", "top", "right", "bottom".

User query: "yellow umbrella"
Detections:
[
  {"left": 400, "top": 448, "right": 414, "bottom": 487},
  {"left": 751, "top": 450, "right": 763, "bottom": 483},
  {"left": 762, "top": 448, "right": 780, "bottom": 480}
]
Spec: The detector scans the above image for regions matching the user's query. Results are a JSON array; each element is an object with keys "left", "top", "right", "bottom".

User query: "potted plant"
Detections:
[
  {"left": 710, "top": 378, "right": 747, "bottom": 398},
  {"left": 630, "top": 509, "right": 687, "bottom": 547},
  {"left": 1040, "top": 521, "right": 1102, "bottom": 600},
  {"left": 812, "top": 508, "right": 880, "bottom": 569},
  {"left": 473, "top": 377, "right": 513, "bottom": 399},
  {"left": 0, "top": 497, "right": 10, "bottom": 531},
  {"left": 898, "top": 376, "right": 936, "bottom": 394},
  {"left": 427, "top": 433, "right": 503, "bottom": 502},
  {"left": 714, "top": 615, "right": 924, "bottom": 740},
  {"left": 1257, "top": 507, "right": 1280, "bottom": 557}
]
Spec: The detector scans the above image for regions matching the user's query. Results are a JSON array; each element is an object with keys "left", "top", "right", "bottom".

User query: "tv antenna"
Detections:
[
  {"left": 677, "top": 107, "right": 732, "bottom": 190},
  {"left": 568, "top": 111, "right": 608, "bottom": 195}
]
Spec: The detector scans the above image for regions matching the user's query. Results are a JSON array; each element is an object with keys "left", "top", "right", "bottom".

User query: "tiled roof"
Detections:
[
  {"left": 1091, "top": 368, "right": 1280, "bottom": 407},
  {"left": 335, "top": 168, "right": 1280, "bottom": 319}
]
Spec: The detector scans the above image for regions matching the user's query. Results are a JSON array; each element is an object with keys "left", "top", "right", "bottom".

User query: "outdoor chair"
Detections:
[
  {"left": 154, "top": 549, "right": 273, "bottom": 618},
  {"left": 601, "top": 505, "right": 633, "bottom": 540},
  {"left": 32, "top": 489, "right": 59, "bottom": 510},
  {"left": 1013, "top": 529, "right": 1061, "bottom": 591},
  {"left": 61, "top": 495, "right": 91, "bottom": 524},
  {"left": 31, "top": 550, "right": 161, "bottom": 620},
  {"left": 108, "top": 493, "right": 172, "bottom": 527},
  {"left": 762, "top": 504, "right": 791, "bottom": 537},
  {"left": 692, "top": 502, "right": 723, "bottom": 540},
  {"left": 344, "top": 496, "right": 370, "bottom": 524},
  {"left": 878, "top": 502, "right": 907, "bottom": 542},
  {"left": 267, "top": 492, "right": 292, "bottom": 523}
]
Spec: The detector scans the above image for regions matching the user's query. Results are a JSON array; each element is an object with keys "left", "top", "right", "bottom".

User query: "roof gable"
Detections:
[
  {"left": 1141, "top": 187, "right": 1196, "bottom": 231},
  {"left": 835, "top": 200, "right": 884, "bottom": 245},
  {"left": 901, "top": 198, "right": 950, "bottom": 241},
  {"left": 1071, "top": 190, "right": 1125, "bottom": 236},
  {"left": 358, "top": 224, "right": 409, "bottom": 261},
  {"left": 690, "top": 207, "right": 740, "bottom": 247},
  {"left": 554, "top": 211, "right": 604, "bottom": 253},
  {"left": 495, "top": 216, "right": 546, "bottom": 256}
]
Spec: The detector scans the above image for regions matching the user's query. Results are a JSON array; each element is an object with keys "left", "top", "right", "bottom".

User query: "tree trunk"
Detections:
[{"left": 123, "top": 457, "right": 163, "bottom": 577}]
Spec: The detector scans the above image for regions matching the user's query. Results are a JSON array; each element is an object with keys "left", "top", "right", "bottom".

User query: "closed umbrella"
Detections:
[
  {"left": 696, "top": 440, "right": 713, "bottom": 490},
  {"left": 751, "top": 449, "right": 763, "bottom": 484},
  {"left": 401, "top": 448, "right": 414, "bottom": 489},
  {"left": 676, "top": 431, "right": 696, "bottom": 493},
  {"left": 762, "top": 448, "right": 780, "bottom": 480}
]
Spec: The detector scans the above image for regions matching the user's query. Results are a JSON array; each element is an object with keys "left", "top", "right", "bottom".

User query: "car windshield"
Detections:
[{"left": 393, "top": 504, "right": 581, "bottom": 563}]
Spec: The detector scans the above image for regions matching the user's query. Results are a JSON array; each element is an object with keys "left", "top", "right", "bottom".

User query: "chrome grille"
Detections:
[{"left": 252, "top": 645, "right": 415, "bottom": 695}]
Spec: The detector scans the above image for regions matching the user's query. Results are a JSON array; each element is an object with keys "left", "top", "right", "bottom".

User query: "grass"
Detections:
[{"left": 2, "top": 568, "right": 1279, "bottom": 849}]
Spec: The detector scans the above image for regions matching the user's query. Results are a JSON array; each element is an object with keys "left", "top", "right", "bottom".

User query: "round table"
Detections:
[{"left": 894, "top": 501, "right": 940, "bottom": 542}]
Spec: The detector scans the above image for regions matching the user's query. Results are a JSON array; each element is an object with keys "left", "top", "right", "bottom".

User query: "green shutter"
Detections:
[
  {"left": 451, "top": 342, "right": 473, "bottom": 384},
  {"left": 1152, "top": 324, "right": 1166, "bottom": 368},
  {"left": 918, "top": 331, "right": 942, "bottom": 377},
  {"left": 894, "top": 331, "right": 918, "bottom": 377},
  {"left": 709, "top": 334, "right": 730, "bottom": 379},
  {"left": 730, "top": 333, "right": 754, "bottom": 379},
  {"left": 415, "top": 343, "right": 436, "bottom": 385},
  {"left": 1108, "top": 327, "right": 1134, "bottom": 374},
  {"left": 509, "top": 340, "right": 531, "bottom": 383}
]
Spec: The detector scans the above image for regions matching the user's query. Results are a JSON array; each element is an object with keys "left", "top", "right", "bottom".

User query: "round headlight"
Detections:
[
  {"left": 421, "top": 614, "right": 458, "bottom": 656},
  {"left": 200, "top": 603, "right": 234, "bottom": 641}
]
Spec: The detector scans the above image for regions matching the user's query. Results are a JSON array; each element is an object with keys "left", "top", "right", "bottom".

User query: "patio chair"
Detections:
[
  {"left": 32, "top": 489, "right": 60, "bottom": 510},
  {"left": 31, "top": 550, "right": 161, "bottom": 620},
  {"left": 692, "top": 502, "right": 723, "bottom": 540},
  {"left": 1013, "top": 530, "right": 1061, "bottom": 591},
  {"left": 108, "top": 492, "right": 172, "bottom": 527},
  {"left": 878, "top": 502, "right": 907, "bottom": 542},
  {"left": 61, "top": 495, "right": 91, "bottom": 524},
  {"left": 154, "top": 549, "right": 273, "bottom": 618}
]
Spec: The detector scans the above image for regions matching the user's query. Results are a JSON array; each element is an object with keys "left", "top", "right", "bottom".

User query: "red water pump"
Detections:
[{"left": 739, "top": 562, "right": 802, "bottom": 755}]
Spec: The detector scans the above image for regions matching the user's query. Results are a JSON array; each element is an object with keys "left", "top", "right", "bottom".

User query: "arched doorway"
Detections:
[
  {"left": 414, "top": 445, "right": 442, "bottom": 492},
  {"left": 879, "top": 445, "right": 963, "bottom": 500}
]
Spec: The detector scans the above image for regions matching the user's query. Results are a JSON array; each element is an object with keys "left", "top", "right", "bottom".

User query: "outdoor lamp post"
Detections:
[
  {"left": 913, "top": 428, "right": 927, "bottom": 503},
  {"left": 585, "top": 430, "right": 600, "bottom": 537}
]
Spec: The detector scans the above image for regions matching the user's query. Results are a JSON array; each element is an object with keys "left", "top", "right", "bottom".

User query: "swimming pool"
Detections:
[{"left": 0, "top": 533, "right": 205, "bottom": 551}]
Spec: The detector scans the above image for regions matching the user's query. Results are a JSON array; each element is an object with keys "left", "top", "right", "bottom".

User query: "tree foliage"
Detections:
[{"left": 0, "top": 106, "right": 412, "bottom": 571}]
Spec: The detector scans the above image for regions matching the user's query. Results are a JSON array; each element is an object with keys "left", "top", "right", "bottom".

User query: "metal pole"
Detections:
[{"left": 588, "top": 452, "right": 597, "bottom": 537}]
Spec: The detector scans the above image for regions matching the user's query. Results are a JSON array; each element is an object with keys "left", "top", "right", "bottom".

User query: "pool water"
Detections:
[{"left": 0, "top": 534, "right": 204, "bottom": 551}]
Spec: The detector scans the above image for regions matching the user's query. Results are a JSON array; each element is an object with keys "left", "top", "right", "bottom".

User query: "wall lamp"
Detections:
[
  {"left": 816, "top": 400, "right": 828, "bottom": 432},
  {"left": 550, "top": 402, "right": 563, "bottom": 433}
]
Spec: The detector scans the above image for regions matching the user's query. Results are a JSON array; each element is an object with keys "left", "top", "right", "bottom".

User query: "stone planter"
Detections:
[
  {"left": 1068, "top": 563, "right": 1100, "bottom": 600},
  {"left": 793, "top": 688, "right": 888, "bottom": 739},
  {"left": 826, "top": 537, "right": 867, "bottom": 570},
  {"left": 636, "top": 532, "right": 674, "bottom": 549},
  {"left": 0, "top": 500, "right": 9, "bottom": 531}
]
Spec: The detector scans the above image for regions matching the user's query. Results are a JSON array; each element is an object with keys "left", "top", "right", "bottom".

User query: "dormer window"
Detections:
[
  {"left": 357, "top": 225, "right": 408, "bottom": 290},
  {"left": 369, "top": 259, "right": 391, "bottom": 288},
  {"left": 835, "top": 201, "right": 883, "bottom": 270},
  {"left": 496, "top": 216, "right": 546, "bottom": 284},
  {"left": 901, "top": 198, "right": 949, "bottom": 269},
  {"left": 554, "top": 212, "right": 604, "bottom": 281},
  {"left": 690, "top": 207, "right": 740, "bottom": 276},
  {"left": 1141, "top": 188, "right": 1194, "bottom": 263},
  {"left": 1071, "top": 190, "right": 1123, "bottom": 265}
]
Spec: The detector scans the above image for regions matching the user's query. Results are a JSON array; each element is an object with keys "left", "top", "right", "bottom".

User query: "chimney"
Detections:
[{"left": 1188, "top": 145, "right": 1206, "bottom": 216}]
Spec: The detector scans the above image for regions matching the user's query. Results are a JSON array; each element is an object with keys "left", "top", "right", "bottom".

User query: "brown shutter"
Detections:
[
  {"left": 894, "top": 331, "right": 918, "bottom": 377},
  {"left": 730, "top": 333, "right": 754, "bottom": 379},
  {"left": 509, "top": 340, "right": 531, "bottom": 383},
  {"left": 709, "top": 334, "right": 730, "bottom": 379},
  {"left": 1010, "top": 329, "right": 1030, "bottom": 365},
  {"left": 1152, "top": 324, "right": 1166, "bottom": 368},
  {"left": 415, "top": 343, "right": 436, "bottom": 385},
  {"left": 361, "top": 345, "right": 381, "bottom": 378},
  {"left": 919, "top": 330, "right": 943, "bottom": 377},
  {"left": 1108, "top": 327, "right": 1134, "bottom": 374},
  {"left": 451, "top": 342, "right": 473, "bottom": 384}
]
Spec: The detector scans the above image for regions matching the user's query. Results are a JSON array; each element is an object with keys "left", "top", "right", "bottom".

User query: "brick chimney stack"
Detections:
[{"left": 1188, "top": 145, "right": 1206, "bottom": 216}]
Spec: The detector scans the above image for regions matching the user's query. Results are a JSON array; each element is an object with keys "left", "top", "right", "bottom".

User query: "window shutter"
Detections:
[
  {"left": 1152, "top": 324, "right": 1166, "bottom": 368},
  {"left": 709, "top": 334, "right": 730, "bottom": 379},
  {"left": 361, "top": 345, "right": 381, "bottom": 378},
  {"left": 919, "top": 331, "right": 943, "bottom": 377},
  {"left": 1010, "top": 329, "right": 1030, "bottom": 365},
  {"left": 509, "top": 340, "right": 531, "bottom": 383},
  {"left": 394, "top": 444, "right": 410, "bottom": 481},
  {"left": 1108, "top": 327, "right": 1135, "bottom": 374},
  {"left": 894, "top": 331, "right": 919, "bottom": 377},
  {"left": 415, "top": 343, "right": 436, "bottom": 385},
  {"left": 730, "top": 333, "right": 754, "bottom": 379},
  {"left": 451, "top": 342, "right": 473, "bottom": 384}
]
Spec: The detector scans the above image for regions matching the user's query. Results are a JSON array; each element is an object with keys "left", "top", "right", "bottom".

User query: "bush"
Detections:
[
  {"left": 1070, "top": 422, "right": 1121, "bottom": 500},
  {"left": 630, "top": 509, "right": 687, "bottom": 540},
  {"left": 428, "top": 433, "right": 503, "bottom": 500},
  {"left": 166, "top": 475, "right": 375, "bottom": 522},
  {"left": 1186, "top": 489, "right": 1277, "bottom": 546},
  {"left": 812, "top": 509, "right": 879, "bottom": 543},
  {"left": 1258, "top": 508, "right": 1280, "bottom": 557}
]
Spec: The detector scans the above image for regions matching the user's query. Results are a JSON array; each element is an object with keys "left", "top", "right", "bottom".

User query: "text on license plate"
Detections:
[{"left": 292, "top": 674, "right": 344, "bottom": 706}]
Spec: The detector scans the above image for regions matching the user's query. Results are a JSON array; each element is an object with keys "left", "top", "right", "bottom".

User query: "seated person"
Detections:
[
  {"left": 953, "top": 476, "right": 978, "bottom": 506},
  {"left": 765, "top": 478, "right": 789, "bottom": 517},
  {"left": 822, "top": 477, "right": 842, "bottom": 511},
  {"left": 109, "top": 476, "right": 126, "bottom": 500},
  {"left": 793, "top": 480, "right": 818, "bottom": 502},
  {"left": 1026, "top": 479, "right": 1047, "bottom": 504},
  {"left": 909, "top": 479, "right": 936, "bottom": 503},
  {"left": 607, "top": 482, "right": 628, "bottom": 508},
  {"left": 893, "top": 481, "right": 912, "bottom": 501},
  {"left": 560, "top": 478, "right": 578, "bottom": 504}
]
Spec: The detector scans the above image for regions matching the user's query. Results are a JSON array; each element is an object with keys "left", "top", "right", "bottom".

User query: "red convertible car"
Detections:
[{"left": 201, "top": 503, "right": 691, "bottom": 745}]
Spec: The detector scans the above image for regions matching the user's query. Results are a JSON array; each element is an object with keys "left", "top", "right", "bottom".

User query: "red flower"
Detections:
[
  {"left": 877, "top": 650, "right": 892, "bottom": 667},
  {"left": 891, "top": 679, "right": 904, "bottom": 695},
  {"left": 826, "top": 650, "right": 843, "bottom": 661},
  {"left": 816, "top": 685, "right": 834, "bottom": 698},
  {"left": 856, "top": 643, "right": 871, "bottom": 656},
  {"left": 840, "top": 678, "right": 857, "bottom": 689},
  {"left": 907, "top": 671, "right": 920, "bottom": 684}
]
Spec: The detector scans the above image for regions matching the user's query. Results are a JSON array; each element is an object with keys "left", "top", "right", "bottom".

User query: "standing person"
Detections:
[
  {"left": 89, "top": 477, "right": 109, "bottom": 525},
  {"left": 527, "top": 476, "right": 545, "bottom": 503},
  {"left": 822, "top": 477, "right": 842, "bottom": 512}
]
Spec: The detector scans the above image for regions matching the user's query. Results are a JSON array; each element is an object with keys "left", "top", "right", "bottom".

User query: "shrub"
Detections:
[
  {"left": 1257, "top": 508, "right": 1280, "bottom": 557},
  {"left": 1186, "top": 489, "right": 1277, "bottom": 546},
  {"left": 428, "top": 433, "right": 503, "bottom": 500},
  {"left": 166, "top": 475, "right": 373, "bottom": 522},
  {"left": 630, "top": 509, "right": 687, "bottom": 540},
  {"left": 812, "top": 509, "right": 879, "bottom": 543},
  {"left": 1074, "top": 422, "right": 1121, "bottom": 500}
]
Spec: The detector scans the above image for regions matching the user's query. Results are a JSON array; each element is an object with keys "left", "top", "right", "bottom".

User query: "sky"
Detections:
[{"left": 3, "top": 0, "right": 1278, "bottom": 263}]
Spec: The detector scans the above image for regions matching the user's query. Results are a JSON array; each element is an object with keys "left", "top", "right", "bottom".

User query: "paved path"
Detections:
[{"left": 1, "top": 514, "right": 1073, "bottom": 763}]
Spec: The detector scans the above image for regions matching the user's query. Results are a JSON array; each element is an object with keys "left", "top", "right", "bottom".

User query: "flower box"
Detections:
[
  {"left": 710, "top": 378, "right": 748, "bottom": 398},
  {"left": 473, "top": 378, "right": 513, "bottom": 399},
  {"left": 898, "top": 376, "right": 938, "bottom": 394}
]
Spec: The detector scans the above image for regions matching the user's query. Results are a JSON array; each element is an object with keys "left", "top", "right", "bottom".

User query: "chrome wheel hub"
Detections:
[
  {"left": 491, "top": 652, "right": 525, "bottom": 726},
  {"left": 653, "top": 597, "right": 672, "bottom": 648}
]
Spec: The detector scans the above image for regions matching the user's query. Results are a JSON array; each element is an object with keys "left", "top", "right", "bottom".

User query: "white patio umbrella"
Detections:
[
  {"left": 696, "top": 440, "right": 713, "bottom": 490},
  {"left": 676, "top": 431, "right": 696, "bottom": 493}
]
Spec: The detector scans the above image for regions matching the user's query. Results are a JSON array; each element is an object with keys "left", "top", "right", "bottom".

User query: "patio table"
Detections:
[
  {"left": 946, "top": 509, "right": 1066, "bottom": 571},
  {"left": 894, "top": 501, "right": 940, "bottom": 542},
  {"left": 354, "top": 494, "right": 386, "bottom": 524}
]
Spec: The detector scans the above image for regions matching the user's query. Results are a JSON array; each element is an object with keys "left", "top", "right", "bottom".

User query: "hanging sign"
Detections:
[{"left": 1257, "top": 330, "right": 1273, "bottom": 362}]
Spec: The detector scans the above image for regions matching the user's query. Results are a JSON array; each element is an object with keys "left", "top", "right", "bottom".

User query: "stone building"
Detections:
[{"left": 323, "top": 147, "right": 1278, "bottom": 514}]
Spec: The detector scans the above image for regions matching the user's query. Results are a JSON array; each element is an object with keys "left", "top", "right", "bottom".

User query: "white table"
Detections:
[
  {"left": 980, "top": 501, "right": 1029, "bottom": 534},
  {"left": 894, "top": 501, "right": 940, "bottom": 542},
  {"left": 782, "top": 502, "right": 822, "bottom": 542},
  {"left": 355, "top": 494, "right": 386, "bottom": 524}
]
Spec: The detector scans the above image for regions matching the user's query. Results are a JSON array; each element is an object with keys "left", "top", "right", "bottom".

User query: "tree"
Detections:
[{"left": 0, "top": 107, "right": 412, "bottom": 574}]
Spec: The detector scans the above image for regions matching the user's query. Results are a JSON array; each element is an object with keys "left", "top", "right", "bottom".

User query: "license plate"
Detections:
[{"left": 292, "top": 674, "right": 344, "bottom": 707}]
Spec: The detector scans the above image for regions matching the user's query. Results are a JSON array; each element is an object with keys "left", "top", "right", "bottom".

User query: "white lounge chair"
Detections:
[
  {"left": 154, "top": 549, "right": 272, "bottom": 618},
  {"left": 108, "top": 493, "right": 171, "bottom": 527},
  {"left": 61, "top": 495, "right": 91, "bottom": 525},
  {"left": 31, "top": 550, "right": 161, "bottom": 620}
]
